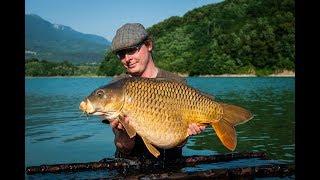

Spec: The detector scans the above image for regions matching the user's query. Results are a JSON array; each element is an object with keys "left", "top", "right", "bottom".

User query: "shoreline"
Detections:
[
  {"left": 198, "top": 74, "right": 295, "bottom": 77},
  {"left": 25, "top": 73, "right": 295, "bottom": 78},
  {"left": 197, "top": 70, "right": 295, "bottom": 77},
  {"left": 25, "top": 70, "right": 295, "bottom": 78}
]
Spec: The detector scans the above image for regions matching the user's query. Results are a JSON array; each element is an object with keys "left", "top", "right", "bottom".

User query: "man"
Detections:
[{"left": 107, "top": 23, "right": 205, "bottom": 160}]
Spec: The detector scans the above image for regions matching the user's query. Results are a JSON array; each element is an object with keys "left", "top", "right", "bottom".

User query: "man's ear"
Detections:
[{"left": 145, "top": 40, "right": 153, "bottom": 51}]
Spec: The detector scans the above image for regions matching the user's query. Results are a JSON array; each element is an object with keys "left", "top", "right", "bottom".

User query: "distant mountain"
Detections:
[{"left": 25, "top": 14, "right": 111, "bottom": 64}]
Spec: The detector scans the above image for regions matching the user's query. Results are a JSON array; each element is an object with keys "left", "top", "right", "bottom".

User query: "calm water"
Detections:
[{"left": 25, "top": 77, "right": 295, "bottom": 178}]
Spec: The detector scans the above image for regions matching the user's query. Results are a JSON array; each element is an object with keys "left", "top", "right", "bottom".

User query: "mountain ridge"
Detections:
[{"left": 25, "top": 14, "right": 111, "bottom": 63}]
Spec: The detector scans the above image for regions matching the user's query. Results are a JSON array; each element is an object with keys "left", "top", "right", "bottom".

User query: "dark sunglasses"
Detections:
[{"left": 116, "top": 42, "right": 144, "bottom": 59}]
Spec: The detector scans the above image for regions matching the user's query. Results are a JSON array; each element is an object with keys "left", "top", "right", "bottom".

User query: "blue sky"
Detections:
[{"left": 25, "top": 0, "right": 223, "bottom": 41}]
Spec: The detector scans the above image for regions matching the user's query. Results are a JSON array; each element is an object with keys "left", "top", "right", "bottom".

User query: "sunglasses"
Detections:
[{"left": 116, "top": 42, "right": 144, "bottom": 59}]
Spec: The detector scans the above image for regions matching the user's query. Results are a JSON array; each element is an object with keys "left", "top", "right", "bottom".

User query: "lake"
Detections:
[{"left": 25, "top": 77, "right": 295, "bottom": 178}]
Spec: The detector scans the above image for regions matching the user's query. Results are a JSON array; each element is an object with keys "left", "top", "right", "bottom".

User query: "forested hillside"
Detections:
[{"left": 98, "top": 0, "right": 294, "bottom": 76}]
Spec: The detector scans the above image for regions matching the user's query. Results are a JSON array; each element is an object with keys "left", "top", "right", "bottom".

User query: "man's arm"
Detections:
[{"left": 110, "top": 116, "right": 136, "bottom": 155}]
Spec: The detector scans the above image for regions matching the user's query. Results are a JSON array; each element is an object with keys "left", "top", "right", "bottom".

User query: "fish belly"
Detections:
[{"left": 122, "top": 78, "right": 223, "bottom": 148}]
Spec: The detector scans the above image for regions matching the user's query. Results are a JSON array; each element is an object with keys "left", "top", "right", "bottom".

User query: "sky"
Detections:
[{"left": 25, "top": 0, "right": 223, "bottom": 41}]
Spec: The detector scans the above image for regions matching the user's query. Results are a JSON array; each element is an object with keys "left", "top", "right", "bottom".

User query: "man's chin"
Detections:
[{"left": 127, "top": 69, "right": 141, "bottom": 76}]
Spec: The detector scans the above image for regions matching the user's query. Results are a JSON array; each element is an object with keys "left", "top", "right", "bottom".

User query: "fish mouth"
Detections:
[
  {"left": 79, "top": 99, "right": 105, "bottom": 115},
  {"left": 79, "top": 99, "right": 94, "bottom": 114},
  {"left": 79, "top": 100, "right": 120, "bottom": 119},
  {"left": 79, "top": 101, "right": 87, "bottom": 111}
]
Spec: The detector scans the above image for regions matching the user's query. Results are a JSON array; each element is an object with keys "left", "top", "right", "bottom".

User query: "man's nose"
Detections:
[{"left": 124, "top": 54, "right": 133, "bottom": 62}]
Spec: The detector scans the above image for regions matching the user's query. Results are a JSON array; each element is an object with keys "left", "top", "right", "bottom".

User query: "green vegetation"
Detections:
[
  {"left": 73, "top": 64, "right": 99, "bottom": 76},
  {"left": 97, "top": 52, "right": 124, "bottom": 76},
  {"left": 25, "top": 58, "right": 99, "bottom": 76},
  {"left": 26, "top": 0, "right": 294, "bottom": 77},
  {"left": 98, "top": 0, "right": 295, "bottom": 76}
]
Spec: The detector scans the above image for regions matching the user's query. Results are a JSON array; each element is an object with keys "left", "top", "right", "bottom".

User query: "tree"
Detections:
[{"left": 98, "top": 51, "right": 124, "bottom": 76}]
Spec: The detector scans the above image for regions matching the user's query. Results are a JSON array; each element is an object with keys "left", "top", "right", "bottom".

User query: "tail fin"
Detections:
[
  {"left": 220, "top": 103, "right": 253, "bottom": 125},
  {"left": 211, "top": 103, "right": 253, "bottom": 151}
]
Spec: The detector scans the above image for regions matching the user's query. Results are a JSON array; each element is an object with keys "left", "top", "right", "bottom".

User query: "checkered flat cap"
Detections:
[{"left": 111, "top": 23, "right": 148, "bottom": 52}]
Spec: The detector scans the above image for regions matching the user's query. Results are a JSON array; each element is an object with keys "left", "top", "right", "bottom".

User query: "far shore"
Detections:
[
  {"left": 25, "top": 69, "right": 295, "bottom": 78},
  {"left": 197, "top": 73, "right": 295, "bottom": 77},
  {"left": 189, "top": 70, "right": 295, "bottom": 77},
  {"left": 25, "top": 73, "right": 295, "bottom": 78},
  {"left": 25, "top": 76, "right": 129, "bottom": 78}
]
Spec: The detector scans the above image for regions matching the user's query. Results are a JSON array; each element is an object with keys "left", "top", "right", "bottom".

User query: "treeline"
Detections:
[
  {"left": 26, "top": 0, "right": 295, "bottom": 77},
  {"left": 98, "top": 0, "right": 294, "bottom": 76},
  {"left": 25, "top": 58, "right": 98, "bottom": 76}
]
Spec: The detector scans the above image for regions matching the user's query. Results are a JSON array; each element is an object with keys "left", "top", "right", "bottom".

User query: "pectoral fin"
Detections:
[
  {"left": 141, "top": 136, "right": 160, "bottom": 158},
  {"left": 118, "top": 117, "right": 136, "bottom": 138},
  {"left": 211, "top": 119, "right": 237, "bottom": 151}
]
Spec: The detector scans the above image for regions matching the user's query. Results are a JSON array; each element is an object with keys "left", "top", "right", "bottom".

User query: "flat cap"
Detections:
[{"left": 111, "top": 23, "right": 148, "bottom": 52}]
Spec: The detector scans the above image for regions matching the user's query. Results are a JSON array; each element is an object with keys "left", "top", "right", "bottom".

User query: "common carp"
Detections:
[{"left": 79, "top": 77, "right": 253, "bottom": 158}]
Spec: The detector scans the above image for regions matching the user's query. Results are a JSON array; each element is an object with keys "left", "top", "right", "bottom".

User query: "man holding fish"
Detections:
[
  {"left": 80, "top": 23, "right": 252, "bottom": 159},
  {"left": 80, "top": 75, "right": 252, "bottom": 159},
  {"left": 108, "top": 23, "right": 206, "bottom": 159}
]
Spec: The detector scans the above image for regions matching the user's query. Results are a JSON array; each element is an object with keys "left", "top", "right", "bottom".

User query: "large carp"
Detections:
[{"left": 79, "top": 77, "right": 253, "bottom": 158}]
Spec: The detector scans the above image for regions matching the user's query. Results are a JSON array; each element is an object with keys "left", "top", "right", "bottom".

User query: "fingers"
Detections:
[
  {"left": 190, "top": 124, "right": 200, "bottom": 135},
  {"left": 188, "top": 123, "right": 206, "bottom": 136},
  {"left": 199, "top": 125, "right": 206, "bottom": 131},
  {"left": 118, "top": 123, "right": 124, "bottom": 129},
  {"left": 110, "top": 116, "right": 131, "bottom": 131},
  {"left": 110, "top": 119, "right": 124, "bottom": 130},
  {"left": 110, "top": 119, "right": 118, "bottom": 128}
]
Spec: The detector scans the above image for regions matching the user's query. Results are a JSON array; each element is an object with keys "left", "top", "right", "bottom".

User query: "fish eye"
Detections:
[{"left": 96, "top": 89, "right": 104, "bottom": 97}]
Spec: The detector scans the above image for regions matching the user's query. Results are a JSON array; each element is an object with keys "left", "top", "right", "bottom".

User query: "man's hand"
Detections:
[
  {"left": 110, "top": 116, "right": 132, "bottom": 131},
  {"left": 106, "top": 116, "right": 135, "bottom": 154},
  {"left": 100, "top": 115, "right": 128, "bottom": 131},
  {"left": 177, "top": 124, "right": 206, "bottom": 148},
  {"left": 187, "top": 123, "right": 206, "bottom": 136},
  {"left": 110, "top": 118, "right": 125, "bottom": 130}
]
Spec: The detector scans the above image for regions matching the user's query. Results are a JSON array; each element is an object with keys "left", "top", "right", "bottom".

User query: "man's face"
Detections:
[{"left": 117, "top": 42, "right": 152, "bottom": 76}]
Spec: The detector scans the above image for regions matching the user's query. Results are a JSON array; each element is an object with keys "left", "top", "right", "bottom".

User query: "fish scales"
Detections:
[
  {"left": 121, "top": 78, "right": 222, "bottom": 148},
  {"left": 79, "top": 77, "right": 253, "bottom": 157}
]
